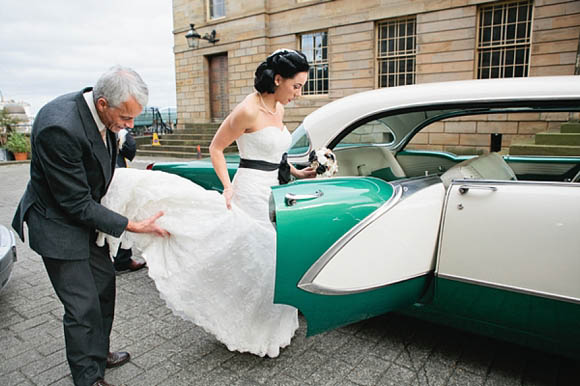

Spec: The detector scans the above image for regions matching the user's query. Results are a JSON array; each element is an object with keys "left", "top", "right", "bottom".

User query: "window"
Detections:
[
  {"left": 301, "top": 31, "right": 329, "bottom": 95},
  {"left": 288, "top": 124, "right": 311, "bottom": 155},
  {"left": 208, "top": 0, "right": 225, "bottom": 19},
  {"left": 477, "top": 0, "right": 533, "bottom": 79},
  {"left": 339, "top": 119, "right": 395, "bottom": 148},
  {"left": 377, "top": 17, "right": 416, "bottom": 88}
]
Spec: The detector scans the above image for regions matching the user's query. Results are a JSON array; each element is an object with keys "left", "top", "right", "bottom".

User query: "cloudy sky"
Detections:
[{"left": 0, "top": 0, "right": 176, "bottom": 116}]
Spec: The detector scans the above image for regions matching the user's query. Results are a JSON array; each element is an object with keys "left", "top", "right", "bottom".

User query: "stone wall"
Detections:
[{"left": 173, "top": 0, "right": 580, "bottom": 153}]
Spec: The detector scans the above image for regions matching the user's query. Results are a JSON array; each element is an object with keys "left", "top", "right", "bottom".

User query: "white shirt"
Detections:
[{"left": 83, "top": 91, "right": 108, "bottom": 147}]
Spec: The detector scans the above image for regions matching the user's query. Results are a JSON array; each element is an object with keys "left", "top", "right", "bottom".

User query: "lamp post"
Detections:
[{"left": 185, "top": 24, "right": 219, "bottom": 49}]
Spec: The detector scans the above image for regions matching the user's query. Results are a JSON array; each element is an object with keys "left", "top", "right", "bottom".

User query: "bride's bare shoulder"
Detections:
[
  {"left": 227, "top": 93, "right": 260, "bottom": 130},
  {"left": 230, "top": 93, "right": 260, "bottom": 127}
]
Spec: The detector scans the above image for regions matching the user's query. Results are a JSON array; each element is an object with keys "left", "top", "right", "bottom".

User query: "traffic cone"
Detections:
[
  {"left": 196, "top": 145, "right": 202, "bottom": 159},
  {"left": 152, "top": 133, "right": 160, "bottom": 146}
]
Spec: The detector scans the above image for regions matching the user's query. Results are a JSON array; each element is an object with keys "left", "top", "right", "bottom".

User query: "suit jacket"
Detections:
[{"left": 12, "top": 87, "right": 128, "bottom": 260}]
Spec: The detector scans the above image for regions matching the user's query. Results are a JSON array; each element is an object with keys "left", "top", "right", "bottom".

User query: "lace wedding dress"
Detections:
[{"left": 98, "top": 126, "right": 298, "bottom": 358}]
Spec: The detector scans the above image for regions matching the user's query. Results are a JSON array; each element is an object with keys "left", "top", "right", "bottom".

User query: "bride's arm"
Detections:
[
  {"left": 209, "top": 107, "right": 255, "bottom": 209},
  {"left": 290, "top": 164, "right": 316, "bottom": 179}
]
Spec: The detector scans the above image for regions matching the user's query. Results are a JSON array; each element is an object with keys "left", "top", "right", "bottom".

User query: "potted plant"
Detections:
[{"left": 5, "top": 132, "right": 31, "bottom": 161}]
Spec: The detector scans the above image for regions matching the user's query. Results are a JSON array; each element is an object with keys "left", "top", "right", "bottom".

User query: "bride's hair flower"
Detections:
[{"left": 308, "top": 147, "right": 338, "bottom": 177}]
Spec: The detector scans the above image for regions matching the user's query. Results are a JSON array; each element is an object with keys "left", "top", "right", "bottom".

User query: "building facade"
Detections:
[{"left": 172, "top": 0, "right": 580, "bottom": 153}]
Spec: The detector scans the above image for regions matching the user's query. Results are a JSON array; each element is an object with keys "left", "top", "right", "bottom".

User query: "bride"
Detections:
[{"left": 99, "top": 49, "right": 315, "bottom": 358}]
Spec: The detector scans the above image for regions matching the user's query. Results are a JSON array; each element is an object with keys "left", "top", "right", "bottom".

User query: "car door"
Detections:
[
  {"left": 435, "top": 180, "right": 580, "bottom": 355},
  {"left": 270, "top": 175, "right": 446, "bottom": 335}
]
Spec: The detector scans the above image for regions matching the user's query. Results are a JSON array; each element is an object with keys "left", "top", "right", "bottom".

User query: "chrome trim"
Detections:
[
  {"left": 299, "top": 270, "right": 433, "bottom": 295},
  {"left": 458, "top": 185, "right": 497, "bottom": 194},
  {"left": 438, "top": 273, "right": 580, "bottom": 305},
  {"left": 298, "top": 175, "right": 441, "bottom": 293},
  {"left": 452, "top": 179, "right": 580, "bottom": 188},
  {"left": 434, "top": 176, "right": 459, "bottom": 274},
  {"left": 332, "top": 143, "right": 395, "bottom": 152},
  {"left": 285, "top": 190, "right": 324, "bottom": 206}
]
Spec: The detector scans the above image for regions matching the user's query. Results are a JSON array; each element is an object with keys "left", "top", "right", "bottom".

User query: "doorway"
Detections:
[{"left": 208, "top": 53, "right": 229, "bottom": 121}]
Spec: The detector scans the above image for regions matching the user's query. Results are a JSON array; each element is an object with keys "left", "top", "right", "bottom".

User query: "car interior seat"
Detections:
[
  {"left": 440, "top": 152, "right": 517, "bottom": 188},
  {"left": 334, "top": 146, "right": 406, "bottom": 180}
]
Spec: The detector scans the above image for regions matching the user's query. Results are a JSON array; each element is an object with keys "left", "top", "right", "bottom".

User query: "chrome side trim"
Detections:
[
  {"left": 438, "top": 273, "right": 580, "bottom": 305},
  {"left": 451, "top": 179, "right": 580, "bottom": 188},
  {"left": 298, "top": 175, "right": 441, "bottom": 294},
  {"left": 434, "top": 181, "right": 454, "bottom": 274},
  {"left": 299, "top": 270, "right": 433, "bottom": 295}
]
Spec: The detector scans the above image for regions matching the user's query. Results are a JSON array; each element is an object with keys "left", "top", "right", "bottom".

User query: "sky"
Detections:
[{"left": 0, "top": 0, "right": 176, "bottom": 116}]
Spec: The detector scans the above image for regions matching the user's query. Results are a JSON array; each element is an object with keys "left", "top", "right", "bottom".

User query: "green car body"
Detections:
[{"left": 151, "top": 76, "right": 580, "bottom": 360}]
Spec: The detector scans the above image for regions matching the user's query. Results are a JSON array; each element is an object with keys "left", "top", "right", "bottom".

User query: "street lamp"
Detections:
[{"left": 185, "top": 24, "right": 219, "bottom": 49}]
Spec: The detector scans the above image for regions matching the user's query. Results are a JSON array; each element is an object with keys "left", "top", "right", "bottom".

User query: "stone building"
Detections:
[{"left": 172, "top": 0, "right": 580, "bottom": 154}]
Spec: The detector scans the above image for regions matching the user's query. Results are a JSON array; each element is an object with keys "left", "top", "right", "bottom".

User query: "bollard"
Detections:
[{"left": 490, "top": 133, "right": 502, "bottom": 152}]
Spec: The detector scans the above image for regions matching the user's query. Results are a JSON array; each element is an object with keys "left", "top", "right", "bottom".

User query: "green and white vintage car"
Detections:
[{"left": 151, "top": 76, "right": 580, "bottom": 359}]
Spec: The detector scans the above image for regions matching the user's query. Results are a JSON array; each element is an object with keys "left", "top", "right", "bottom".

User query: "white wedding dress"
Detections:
[{"left": 98, "top": 126, "right": 298, "bottom": 358}]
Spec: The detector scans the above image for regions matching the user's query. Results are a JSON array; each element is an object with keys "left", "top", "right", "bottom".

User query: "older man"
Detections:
[{"left": 12, "top": 66, "right": 168, "bottom": 386}]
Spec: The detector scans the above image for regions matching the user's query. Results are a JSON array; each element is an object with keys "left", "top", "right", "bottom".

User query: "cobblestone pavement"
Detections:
[{"left": 1, "top": 160, "right": 578, "bottom": 386}]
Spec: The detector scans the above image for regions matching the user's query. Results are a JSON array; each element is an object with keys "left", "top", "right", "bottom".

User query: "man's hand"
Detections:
[{"left": 126, "top": 211, "right": 169, "bottom": 237}]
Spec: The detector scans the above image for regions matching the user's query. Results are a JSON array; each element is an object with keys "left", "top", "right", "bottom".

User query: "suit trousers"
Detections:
[
  {"left": 113, "top": 247, "right": 133, "bottom": 271},
  {"left": 42, "top": 243, "right": 115, "bottom": 386}
]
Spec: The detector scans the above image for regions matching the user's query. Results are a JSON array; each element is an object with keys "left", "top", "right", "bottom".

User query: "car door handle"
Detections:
[
  {"left": 458, "top": 185, "right": 497, "bottom": 194},
  {"left": 285, "top": 190, "right": 324, "bottom": 206}
]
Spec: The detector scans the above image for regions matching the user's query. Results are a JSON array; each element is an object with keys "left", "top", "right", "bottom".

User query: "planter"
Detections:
[{"left": 13, "top": 152, "right": 28, "bottom": 161}]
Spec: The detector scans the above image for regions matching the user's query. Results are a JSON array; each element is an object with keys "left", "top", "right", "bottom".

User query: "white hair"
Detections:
[{"left": 93, "top": 65, "right": 148, "bottom": 108}]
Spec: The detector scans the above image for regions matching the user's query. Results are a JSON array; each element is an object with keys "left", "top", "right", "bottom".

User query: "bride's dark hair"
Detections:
[{"left": 254, "top": 49, "right": 310, "bottom": 94}]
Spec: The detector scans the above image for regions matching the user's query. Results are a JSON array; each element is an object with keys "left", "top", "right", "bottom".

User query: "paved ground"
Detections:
[{"left": 0, "top": 159, "right": 578, "bottom": 386}]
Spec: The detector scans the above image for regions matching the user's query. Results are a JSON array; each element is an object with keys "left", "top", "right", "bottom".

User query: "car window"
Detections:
[
  {"left": 337, "top": 118, "right": 395, "bottom": 149},
  {"left": 288, "top": 123, "right": 311, "bottom": 155},
  {"left": 331, "top": 103, "right": 580, "bottom": 158},
  {"left": 333, "top": 110, "right": 451, "bottom": 150}
]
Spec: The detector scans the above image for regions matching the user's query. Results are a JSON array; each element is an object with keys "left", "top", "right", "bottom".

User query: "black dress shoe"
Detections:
[
  {"left": 106, "top": 351, "right": 130, "bottom": 368},
  {"left": 91, "top": 379, "right": 114, "bottom": 386},
  {"left": 128, "top": 259, "right": 146, "bottom": 271},
  {"left": 115, "top": 259, "right": 146, "bottom": 272}
]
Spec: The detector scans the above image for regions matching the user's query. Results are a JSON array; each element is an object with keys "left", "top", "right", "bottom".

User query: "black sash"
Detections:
[{"left": 239, "top": 152, "right": 290, "bottom": 184}]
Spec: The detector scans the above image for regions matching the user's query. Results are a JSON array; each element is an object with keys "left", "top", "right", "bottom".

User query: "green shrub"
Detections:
[{"left": 5, "top": 132, "right": 31, "bottom": 153}]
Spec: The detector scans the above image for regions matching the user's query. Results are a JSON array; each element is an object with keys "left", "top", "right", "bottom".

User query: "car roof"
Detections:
[{"left": 303, "top": 76, "right": 580, "bottom": 148}]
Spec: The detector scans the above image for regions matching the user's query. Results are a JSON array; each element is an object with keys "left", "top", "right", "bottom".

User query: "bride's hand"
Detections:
[
  {"left": 223, "top": 187, "right": 234, "bottom": 209},
  {"left": 297, "top": 166, "right": 317, "bottom": 179}
]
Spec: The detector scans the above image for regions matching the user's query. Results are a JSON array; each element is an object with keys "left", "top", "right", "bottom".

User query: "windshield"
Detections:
[{"left": 288, "top": 123, "right": 311, "bottom": 155}]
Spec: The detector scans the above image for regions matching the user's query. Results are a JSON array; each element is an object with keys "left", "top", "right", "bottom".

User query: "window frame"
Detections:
[
  {"left": 376, "top": 16, "right": 417, "bottom": 88},
  {"left": 300, "top": 30, "right": 329, "bottom": 96},
  {"left": 475, "top": 0, "right": 534, "bottom": 79},
  {"left": 207, "top": 0, "right": 225, "bottom": 21}
]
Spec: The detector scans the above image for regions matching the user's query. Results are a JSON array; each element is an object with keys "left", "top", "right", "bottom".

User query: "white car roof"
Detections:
[{"left": 303, "top": 76, "right": 580, "bottom": 149}]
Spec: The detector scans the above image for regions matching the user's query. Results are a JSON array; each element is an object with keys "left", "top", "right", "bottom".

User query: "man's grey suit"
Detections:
[{"left": 12, "top": 87, "right": 128, "bottom": 386}]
